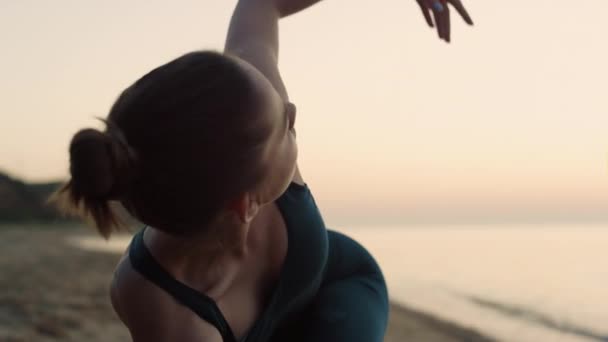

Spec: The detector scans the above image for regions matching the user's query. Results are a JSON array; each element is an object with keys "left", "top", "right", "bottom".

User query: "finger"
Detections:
[
  {"left": 447, "top": 0, "right": 474, "bottom": 25},
  {"left": 433, "top": 9, "right": 447, "bottom": 40},
  {"left": 436, "top": 0, "right": 450, "bottom": 42},
  {"left": 417, "top": 0, "right": 434, "bottom": 27},
  {"left": 432, "top": 8, "right": 445, "bottom": 41},
  {"left": 444, "top": 3, "right": 451, "bottom": 42}
]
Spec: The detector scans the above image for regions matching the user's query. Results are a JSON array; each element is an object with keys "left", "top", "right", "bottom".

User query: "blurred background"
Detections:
[{"left": 1, "top": 0, "right": 606, "bottom": 341}]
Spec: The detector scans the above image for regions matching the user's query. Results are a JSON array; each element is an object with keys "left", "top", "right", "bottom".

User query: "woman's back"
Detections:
[
  {"left": 110, "top": 200, "right": 290, "bottom": 341},
  {"left": 109, "top": 181, "right": 330, "bottom": 342}
]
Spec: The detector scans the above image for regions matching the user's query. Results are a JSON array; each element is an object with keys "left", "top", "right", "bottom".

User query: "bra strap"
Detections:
[{"left": 128, "top": 228, "right": 238, "bottom": 342}]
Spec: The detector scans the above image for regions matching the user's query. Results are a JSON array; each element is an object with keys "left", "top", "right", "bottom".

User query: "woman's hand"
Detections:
[{"left": 416, "top": 0, "right": 473, "bottom": 42}]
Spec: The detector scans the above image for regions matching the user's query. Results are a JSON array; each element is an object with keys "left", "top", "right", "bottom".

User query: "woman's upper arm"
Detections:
[
  {"left": 224, "top": 0, "right": 305, "bottom": 185},
  {"left": 224, "top": 0, "right": 288, "bottom": 100}
]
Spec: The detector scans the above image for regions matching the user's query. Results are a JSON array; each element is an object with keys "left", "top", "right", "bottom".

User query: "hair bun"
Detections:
[{"left": 69, "top": 126, "right": 135, "bottom": 200}]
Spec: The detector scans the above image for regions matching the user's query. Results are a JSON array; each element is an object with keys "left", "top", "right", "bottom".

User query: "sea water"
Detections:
[
  {"left": 69, "top": 224, "right": 608, "bottom": 342},
  {"left": 339, "top": 224, "right": 608, "bottom": 342}
]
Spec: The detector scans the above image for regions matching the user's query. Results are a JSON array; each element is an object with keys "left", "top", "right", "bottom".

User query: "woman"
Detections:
[{"left": 55, "top": 0, "right": 473, "bottom": 341}]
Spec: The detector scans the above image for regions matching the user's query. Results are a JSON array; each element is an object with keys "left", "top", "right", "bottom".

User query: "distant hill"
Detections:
[{"left": 0, "top": 171, "right": 70, "bottom": 223}]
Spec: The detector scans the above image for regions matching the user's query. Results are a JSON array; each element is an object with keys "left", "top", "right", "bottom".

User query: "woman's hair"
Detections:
[{"left": 52, "top": 51, "right": 273, "bottom": 239}]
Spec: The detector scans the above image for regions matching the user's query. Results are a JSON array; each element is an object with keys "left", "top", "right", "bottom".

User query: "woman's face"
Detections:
[{"left": 230, "top": 56, "right": 298, "bottom": 205}]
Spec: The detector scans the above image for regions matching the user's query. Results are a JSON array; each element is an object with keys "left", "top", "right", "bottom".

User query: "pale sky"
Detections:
[{"left": 1, "top": 0, "right": 607, "bottom": 226}]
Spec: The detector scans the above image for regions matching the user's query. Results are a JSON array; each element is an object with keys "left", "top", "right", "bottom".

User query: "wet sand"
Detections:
[{"left": 0, "top": 225, "right": 492, "bottom": 341}]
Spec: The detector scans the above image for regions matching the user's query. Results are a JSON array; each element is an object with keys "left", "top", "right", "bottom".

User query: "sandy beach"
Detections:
[{"left": 0, "top": 225, "right": 492, "bottom": 341}]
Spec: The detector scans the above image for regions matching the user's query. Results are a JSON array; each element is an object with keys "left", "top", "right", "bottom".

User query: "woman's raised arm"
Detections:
[
  {"left": 225, "top": 0, "right": 474, "bottom": 94},
  {"left": 224, "top": 0, "right": 322, "bottom": 186},
  {"left": 224, "top": 0, "right": 322, "bottom": 101}
]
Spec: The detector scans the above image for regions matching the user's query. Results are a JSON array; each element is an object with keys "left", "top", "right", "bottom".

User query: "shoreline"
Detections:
[
  {"left": 0, "top": 225, "right": 494, "bottom": 341},
  {"left": 386, "top": 302, "right": 494, "bottom": 342}
]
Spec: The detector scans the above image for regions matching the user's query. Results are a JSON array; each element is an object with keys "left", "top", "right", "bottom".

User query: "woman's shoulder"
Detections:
[{"left": 110, "top": 254, "right": 223, "bottom": 341}]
